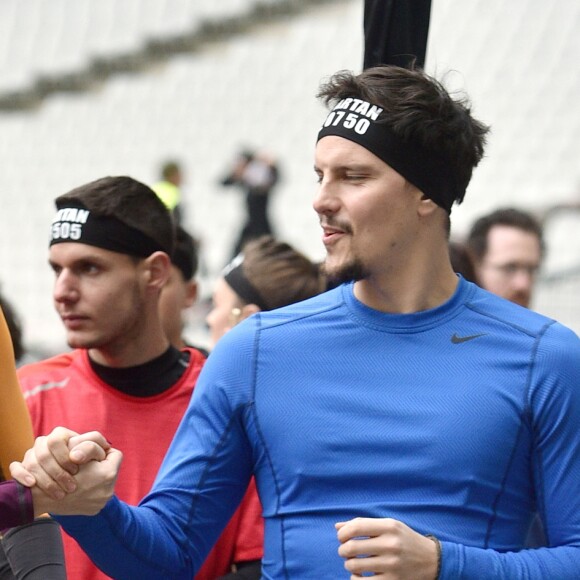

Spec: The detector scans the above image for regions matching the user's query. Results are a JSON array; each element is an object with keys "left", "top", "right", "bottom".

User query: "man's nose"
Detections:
[
  {"left": 512, "top": 267, "right": 536, "bottom": 290},
  {"left": 313, "top": 179, "right": 340, "bottom": 216},
  {"left": 53, "top": 270, "right": 79, "bottom": 303}
]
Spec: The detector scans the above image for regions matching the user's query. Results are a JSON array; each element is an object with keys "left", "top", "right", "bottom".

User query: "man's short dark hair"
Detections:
[
  {"left": 466, "top": 207, "right": 545, "bottom": 261},
  {"left": 317, "top": 65, "right": 490, "bottom": 206},
  {"left": 449, "top": 241, "right": 478, "bottom": 284},
  {"left": 171, "top": 226, "right": 198, "bottom": 281},
  {"left": 56, "top": 176, "right": 175, "bottom": 255}
]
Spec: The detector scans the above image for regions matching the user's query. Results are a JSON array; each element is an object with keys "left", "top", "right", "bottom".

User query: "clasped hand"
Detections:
[{"left": 10, "top": 426, "right": 122, "bottom": 517}]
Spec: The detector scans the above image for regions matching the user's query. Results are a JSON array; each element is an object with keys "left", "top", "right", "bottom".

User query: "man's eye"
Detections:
[{"left": 82, "top": 264, "right": 99, "bottom": 274}]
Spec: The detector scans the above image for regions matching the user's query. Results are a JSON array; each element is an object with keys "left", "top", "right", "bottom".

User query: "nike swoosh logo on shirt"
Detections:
[{"left": 451, "top": 333, "right": 487, "bottom": 344}]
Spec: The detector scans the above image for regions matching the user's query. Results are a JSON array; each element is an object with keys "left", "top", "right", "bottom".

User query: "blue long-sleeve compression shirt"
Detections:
[{"left": 56, "top": 278, "right": 580, "bottom": 578}]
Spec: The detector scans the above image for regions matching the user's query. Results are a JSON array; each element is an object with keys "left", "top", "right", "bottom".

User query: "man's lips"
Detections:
[
  {"left": 321, "top": 224, "right": 348, "bottom": 244},
  {"left": 61, "top": 315, "right": 89, "bottom": 329}
]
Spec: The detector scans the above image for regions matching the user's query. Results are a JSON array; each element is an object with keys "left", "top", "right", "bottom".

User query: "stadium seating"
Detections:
[{"left": 0, "top": 0, "right": 578, "bottom": 353}]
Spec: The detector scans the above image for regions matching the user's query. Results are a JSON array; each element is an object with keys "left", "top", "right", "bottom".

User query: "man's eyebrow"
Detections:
[
  {"left": 341, "top": 164, "right": 373, "bottom": 171},
  {"left": 314, "top": 163, "right": 373, "bottom": 172},
  {"left": 48, "top": 254, "right": 105, "bottom": 268}
]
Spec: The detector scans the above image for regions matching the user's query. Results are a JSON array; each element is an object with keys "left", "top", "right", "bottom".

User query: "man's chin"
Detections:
[
  {"left": 322, "top": 259, "right": 367, "bottom": 286},
  {"left": 66, "top": 333, "right": 96, "bottom": 350}
]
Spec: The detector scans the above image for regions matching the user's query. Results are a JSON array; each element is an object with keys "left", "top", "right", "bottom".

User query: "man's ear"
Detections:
[
  {"left": 405, "top": 181, "right": 438, "bottom": 218},
  {"left": 417, "top": 193, "right": 440, "bottom": 218},
  {"left": 143, "top": 251, "right": 171, "bottom": 290},
  {"left": 239, "top": 303, "right": 260, "bottom": 321}
]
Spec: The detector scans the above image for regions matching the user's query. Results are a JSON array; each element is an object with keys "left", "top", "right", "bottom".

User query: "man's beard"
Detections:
[{"left": 322, "top": 257, "right": 369, "bottom": 287}]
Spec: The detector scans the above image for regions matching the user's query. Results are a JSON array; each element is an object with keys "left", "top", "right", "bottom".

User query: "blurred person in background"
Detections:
[
  {"left": 466, "top": 207, "right": 544, "bottom": 308},
  {"left": 159, "top": 224, "right": 209, "bottom": 357},
  {"left": 449, "top": 240, "right": 479, "bottom": 284},
  {"left": 0, "top": 292, "right": 24, "bottom": 365},
  {"left": 152, "top": 159, "right": 185, "bottom": 224},
  {"left": 13, "top": 176, "right": 260, "bottom": 580},
  {"left": 466, "top": 207, "right": 547, "bottom": 548},
  {"left": 220, "top": 149, "right": 280, "bottom": 259},
  {"left": 0, "top": 305, "right": 66, "bottom": 579},
  {"left": 206, "top": 235, "right": 325, "bottom": 345},
  {"left": 203, "top": 234, "right": 326, "bottom": 579},
  {"left": 0, "top": 289, "right": 53, "bottom": 367}
]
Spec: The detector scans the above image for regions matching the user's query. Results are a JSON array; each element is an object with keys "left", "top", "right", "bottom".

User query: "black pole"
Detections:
[{"left": 363, "top": 0, "right": 432, "bottom": 70}]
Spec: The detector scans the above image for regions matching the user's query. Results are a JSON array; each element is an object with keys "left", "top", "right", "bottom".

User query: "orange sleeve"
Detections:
[{"left": 0, "top": 307, "right": 34, "bottom": 480}]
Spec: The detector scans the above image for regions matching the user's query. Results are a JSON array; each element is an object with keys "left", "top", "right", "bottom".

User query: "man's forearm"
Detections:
[
  {"left": 440, "top": 540, "right": 580, "bottom": 579},
  {"left": 55, "top": 496, "right": 194, "bottom": 579}
]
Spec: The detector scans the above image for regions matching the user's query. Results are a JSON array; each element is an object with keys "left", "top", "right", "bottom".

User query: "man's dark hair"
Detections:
[
  {"left": 171, "top": 226, "right": 199, "bottom": 281},
  {"left": 449, "top": 241, "right": 478, "bottom": 284},
  {"left": 241, "top": 236, "right": 325, "bottom": 311},
  {"left": 466, "top": 207, "right": 545, "bottom": 261},
  {"left": 317, "top": 65, "right": 490, "bottom": 205},
  {"left": 56, "top": 176, "right": 175, "bottom": 255}
]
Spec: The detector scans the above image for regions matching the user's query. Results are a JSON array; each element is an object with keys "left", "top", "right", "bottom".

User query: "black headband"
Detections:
[
  {"left": 49, "top": 202, "right": 168, "bottom": 257},
  {"left": 222, "top": 254, "right": 269, "bottom": 311},
  {"left": 317, "top": 98, "right": 461, "bottom": 213}
]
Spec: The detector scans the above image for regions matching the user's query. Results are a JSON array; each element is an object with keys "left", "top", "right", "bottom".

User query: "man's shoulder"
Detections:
[
  {"left": 208, "top": 289, "right": 342, "bottom": 364},
  {"left": 17, "top": 350, "right": 86, "bottom": 386},
  {"left": 257, "top": 286, "right": 344, "bottom": 329},
  {"left": 179, "top": 346, "right": 207, "bottom": 382},
  {"left": 466, "top": 283, "right": 577, "bottom": 343}
]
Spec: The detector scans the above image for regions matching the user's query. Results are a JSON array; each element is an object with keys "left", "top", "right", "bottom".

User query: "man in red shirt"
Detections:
[{"left": 15, "top": 176, "right": 261, "bottom": 580}]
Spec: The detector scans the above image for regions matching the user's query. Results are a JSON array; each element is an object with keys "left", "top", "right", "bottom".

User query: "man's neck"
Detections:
[
  {"left": 88, "top": 335, "right": 171, "bottom": 368},
  {"left": 353, "top": 259, "right": 458, "bottom": 314},
  {"left": 88, "top": 346, "right": 190, "bottom": 397}
]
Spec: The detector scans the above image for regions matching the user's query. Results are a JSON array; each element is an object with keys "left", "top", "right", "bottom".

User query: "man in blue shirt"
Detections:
[{"left": 12, "top": 65, "right": 580, "bottom": 579}]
